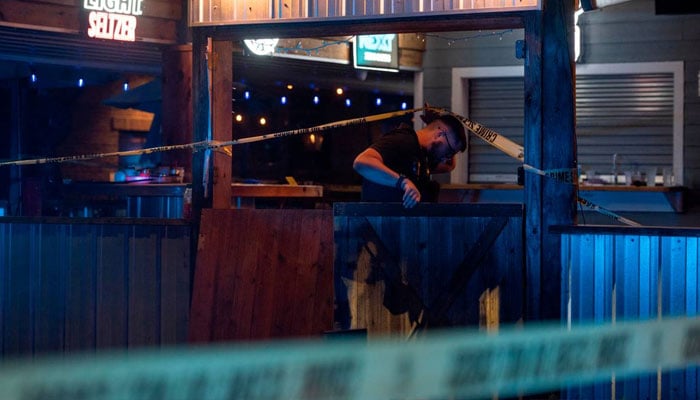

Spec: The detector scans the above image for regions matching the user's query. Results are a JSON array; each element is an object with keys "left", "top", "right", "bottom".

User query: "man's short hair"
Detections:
[{"left": 437, "top": 114, "right": 467, "bottom": 152}]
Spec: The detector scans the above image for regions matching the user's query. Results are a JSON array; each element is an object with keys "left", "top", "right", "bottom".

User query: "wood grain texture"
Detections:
[{"left": 189, "top": 209, "right": 334, "bottom": 342}]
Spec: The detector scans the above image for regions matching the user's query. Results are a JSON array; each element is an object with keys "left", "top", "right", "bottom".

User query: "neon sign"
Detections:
[{"left": 84, "top": 0, "right": 143, "bottom": 42}]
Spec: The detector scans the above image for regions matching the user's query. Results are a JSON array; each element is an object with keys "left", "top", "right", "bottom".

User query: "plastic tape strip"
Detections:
[
  {"left": 1, "top": 317, "right": 699, "bottom": 400},
  {"left": 0, "top": 108, "right": 424, "bottom": 168}
]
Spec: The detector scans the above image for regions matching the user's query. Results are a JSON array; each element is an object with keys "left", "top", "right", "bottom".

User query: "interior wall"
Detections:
[{"left": 421, "top": 0, "right": 700, "bottom": 189}]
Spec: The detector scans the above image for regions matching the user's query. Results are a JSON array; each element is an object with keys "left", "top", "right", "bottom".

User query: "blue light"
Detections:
[
  {"left": 345, "top": 98, "right": 351, "bottom": 107},
  {"left": 313, "top": 95, "right": 319, "bottom": 105},
  {"left": 401, "top": 102, "right": 407, "bottom": 110},
  {"left": 281, "top": 96, "right": 287, "bottom": 105},
  {"left": 78, "top": 78, "right": 84, "bottom": 88},
  {"left": 244, "top": 91, "right": 250, "bottom": 100},
  {"left": 30, "top": 73, "right": 37, "bottom": 83},
  {"left": 375, "top": 97, "right": 382, "bottom": 106},
  {"left": 123, "top": 82, "right": 129, "bottom": 91}
]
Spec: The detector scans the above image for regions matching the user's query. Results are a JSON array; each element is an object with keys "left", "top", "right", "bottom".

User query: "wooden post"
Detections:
[
  {"left": 211, "top": 39, "right": 233, "bottom": 209},
  {"left": 523, "top": 0, "right": 577, "bottom": 321}
]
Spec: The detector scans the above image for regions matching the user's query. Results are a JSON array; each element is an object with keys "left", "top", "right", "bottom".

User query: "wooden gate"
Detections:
[{"left": 333, "top": 203, "right": 524, "bottom": 337}]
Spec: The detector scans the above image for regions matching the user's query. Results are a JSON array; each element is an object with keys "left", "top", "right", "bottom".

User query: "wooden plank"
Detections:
[
  {"left": 212, "top": 39, "right": 233, "bottom": 209},
  {"left": 141, "top": 0, "right": 183, "bottom": 20},
  {"left": 159, "top": 226, "right": 191, "bottom": 345},
  {"left": 188, "top": 210, "right": 230, "bottom": 342},
  {"left": 111, "top": 116, "right": 154, "bottom": 132},
  {"left": 95, "top": 224, "right": 129, "bottom": 349},
  {"left": 0, "top": 1, "right": 79, "bottom": 32},
  {"left": 33, "top": 224, "right": 68, "bottom": 355},
  {"left": 190, "top": 209, "right": 333, "bottom": 341},
  {"left": 3, "top": 223, "right": 34, "bottom": 356},
  {"left": 64, "top": 224, "right": 97, "bottom": 352},
  {"left": 231, "top": 183, "right": 323, "bottom": 198},
  {"left": 127, "top": 226, "right": 160, "bottom": 347}
]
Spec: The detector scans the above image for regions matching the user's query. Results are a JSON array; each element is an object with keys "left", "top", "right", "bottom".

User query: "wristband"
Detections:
[{"left": 395, "top": 174, "right": 407, "bottom": 190}]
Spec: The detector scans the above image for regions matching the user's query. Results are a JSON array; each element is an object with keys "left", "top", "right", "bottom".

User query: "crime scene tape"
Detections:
[
  {"left": 1, "top": 317, "right": 699, "bottom": 400},
  {"left": 438, "top": 110, "right": 641, "bottom": 227},
  {"left": 439, "top": 109, "right": 525, "bottom": 162},
  {"left": 0, "top": 104, "right": 640, "bottom": 226},
  {"left": 0, "top": 108, "right": 424, "bottom": 168}
]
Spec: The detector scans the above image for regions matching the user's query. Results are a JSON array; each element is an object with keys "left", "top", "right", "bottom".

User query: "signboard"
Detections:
[
  {"left": 85, "top": 0, "right": 143, "bottom": 42},
  {"left": 354, "top": 34, "right": 398, "bottom": 72}
]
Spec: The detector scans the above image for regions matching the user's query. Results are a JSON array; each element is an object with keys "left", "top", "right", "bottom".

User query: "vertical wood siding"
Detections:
[
  {"left": 561, "top": 230, "right": 700, "bottom": 398},
  {"left": 188, "top": 209, "right": 335, "bottom": 342},
  {"left": 334, "top": 203, "right": 524, "bottom": 337},
  {"left": 0, "top": 221, "right": 191, "bottom": 358}
]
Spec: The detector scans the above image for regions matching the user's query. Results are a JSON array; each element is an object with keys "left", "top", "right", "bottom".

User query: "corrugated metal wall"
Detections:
[
  {"left": 560, "top": 229, "right": 700, "bottom": 398},
  {"left": 467, "top": 73, "right": 674, "bottom": 182},
  {"left": 0, "top": 220, "right": 191, "bottom": 358}
]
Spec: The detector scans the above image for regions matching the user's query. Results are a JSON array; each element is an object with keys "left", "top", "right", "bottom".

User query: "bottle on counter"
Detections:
[{"left": 183, "top": 187, "right": 192, "bottom": 220}]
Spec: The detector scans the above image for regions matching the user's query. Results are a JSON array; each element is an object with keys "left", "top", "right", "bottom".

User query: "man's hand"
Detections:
[{"left": 400, "top": 178, "right": 421, "bottom": 208}]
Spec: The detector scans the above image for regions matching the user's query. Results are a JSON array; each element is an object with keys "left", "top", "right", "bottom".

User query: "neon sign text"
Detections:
[{"left": 84, "top": 0, "right": 142, "bottom": 42}]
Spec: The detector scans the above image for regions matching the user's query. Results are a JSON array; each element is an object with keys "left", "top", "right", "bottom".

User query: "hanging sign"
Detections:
[
  {"left": 354, "top": 34, "right": 399, "bottom": 72},
  {"left": 84, "top": 0, "right": 143, "bottom": 42}
]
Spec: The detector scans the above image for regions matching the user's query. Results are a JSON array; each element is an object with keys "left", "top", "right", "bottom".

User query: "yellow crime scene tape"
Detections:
[
  {"left": 0, "top": 105, "right": 639, "bottom": 225},
  {"left": 0, "top": 317, "right": 699, "bottom": 400},
  {"left": 437, "top": 109, "right": 641, "bottom": 227}
]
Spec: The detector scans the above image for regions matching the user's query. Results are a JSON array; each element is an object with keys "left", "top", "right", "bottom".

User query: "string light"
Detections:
[
  {"left": 345, "top": 98, "right": 351, "bottom": 107},
  {"left": 281, "top": 96, "right": 287, "bottom": 105},
  {"left": 123, "top": 81, "right": 129, "bottom": 91},
  {"left": 313, "top": 95, "right": 319, "bottom": 105},
  {"left": 375, "top": 97, "right": 382, "bottom": 106},
  {"left": 244, "top": 90, "right": 251, "bottom": 99},
  {"left": 78, "top": 78, "right": 84, "bottom": 87}
]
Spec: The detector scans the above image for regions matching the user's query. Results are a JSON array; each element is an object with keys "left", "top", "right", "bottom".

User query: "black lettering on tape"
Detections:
[
  {"left": 683, "top": 325, "right": 700, "bottom": 361},
  {"left": 20, "top": 381, "right": 108, "bottom": 400},
  {"left": 447, "top": 348, "right": 492, "bottom": 390},
  {"left": 300, "top": 358, "right": 358, "bottom": 399},
  {"left": 556, "top": 337, "right": 592, "bottom": 374},
  {"left": 597, "top": 333, "right": 630, "bottom": 369},
  {"left": 131, "top": 377, "right": 167, "bottom": 400},
  {"left": 226, "top": 366, "right": 285, "bottom": 399},
  {"left": 502, "top": 344, "right": 527, "bottom": 381}
]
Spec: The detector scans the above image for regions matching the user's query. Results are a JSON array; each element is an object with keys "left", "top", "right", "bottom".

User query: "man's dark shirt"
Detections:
[{"left": 360, "top": 124, "right": 436, "bottom": 202}]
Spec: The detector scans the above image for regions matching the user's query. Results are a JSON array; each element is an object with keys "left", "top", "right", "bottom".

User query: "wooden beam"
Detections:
[
  {"left": 523, "top": 0, "right": 576, "bottom": 321},
  {"left": 197, "top": 12, "right": 527, "bottom": 41},
  {"left": 211, "top": 39, "right": 233, "bottom": 209}
]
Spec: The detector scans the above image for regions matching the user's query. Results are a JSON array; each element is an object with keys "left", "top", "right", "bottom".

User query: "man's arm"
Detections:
[{"left": 353, "top": 148, "right": 421, "bottom": 208}]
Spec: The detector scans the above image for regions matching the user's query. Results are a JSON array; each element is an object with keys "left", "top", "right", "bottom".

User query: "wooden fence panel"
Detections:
[
  {"left": 334, "top": 203, "right": 524, "bottom": 338},
  {"left": 189, "top": 209, "right": 334, "bottom": 342},
  {"left": 0, "top": 219, "right": 191, "bottom": 359}
]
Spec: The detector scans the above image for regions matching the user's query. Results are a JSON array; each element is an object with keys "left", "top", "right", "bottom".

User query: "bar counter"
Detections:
[{"left": 438, "top": 183, "right": 687, "bottom": 213}]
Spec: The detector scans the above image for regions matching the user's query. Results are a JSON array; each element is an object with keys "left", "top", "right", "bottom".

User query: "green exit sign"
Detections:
[{"left": 354, "top": 34, "right": 399, "bottom": 72}]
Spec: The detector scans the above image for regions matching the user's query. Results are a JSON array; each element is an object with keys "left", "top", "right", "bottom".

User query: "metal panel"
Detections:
[
  {"left": 467, "top": 73, "right": 674, "bottom": 182},
  {"left": 0, "top": 221, "right": 191, "bottom": 358},
  {"left": 561, "top": 231, "right": 700, "bottom": 398}
]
